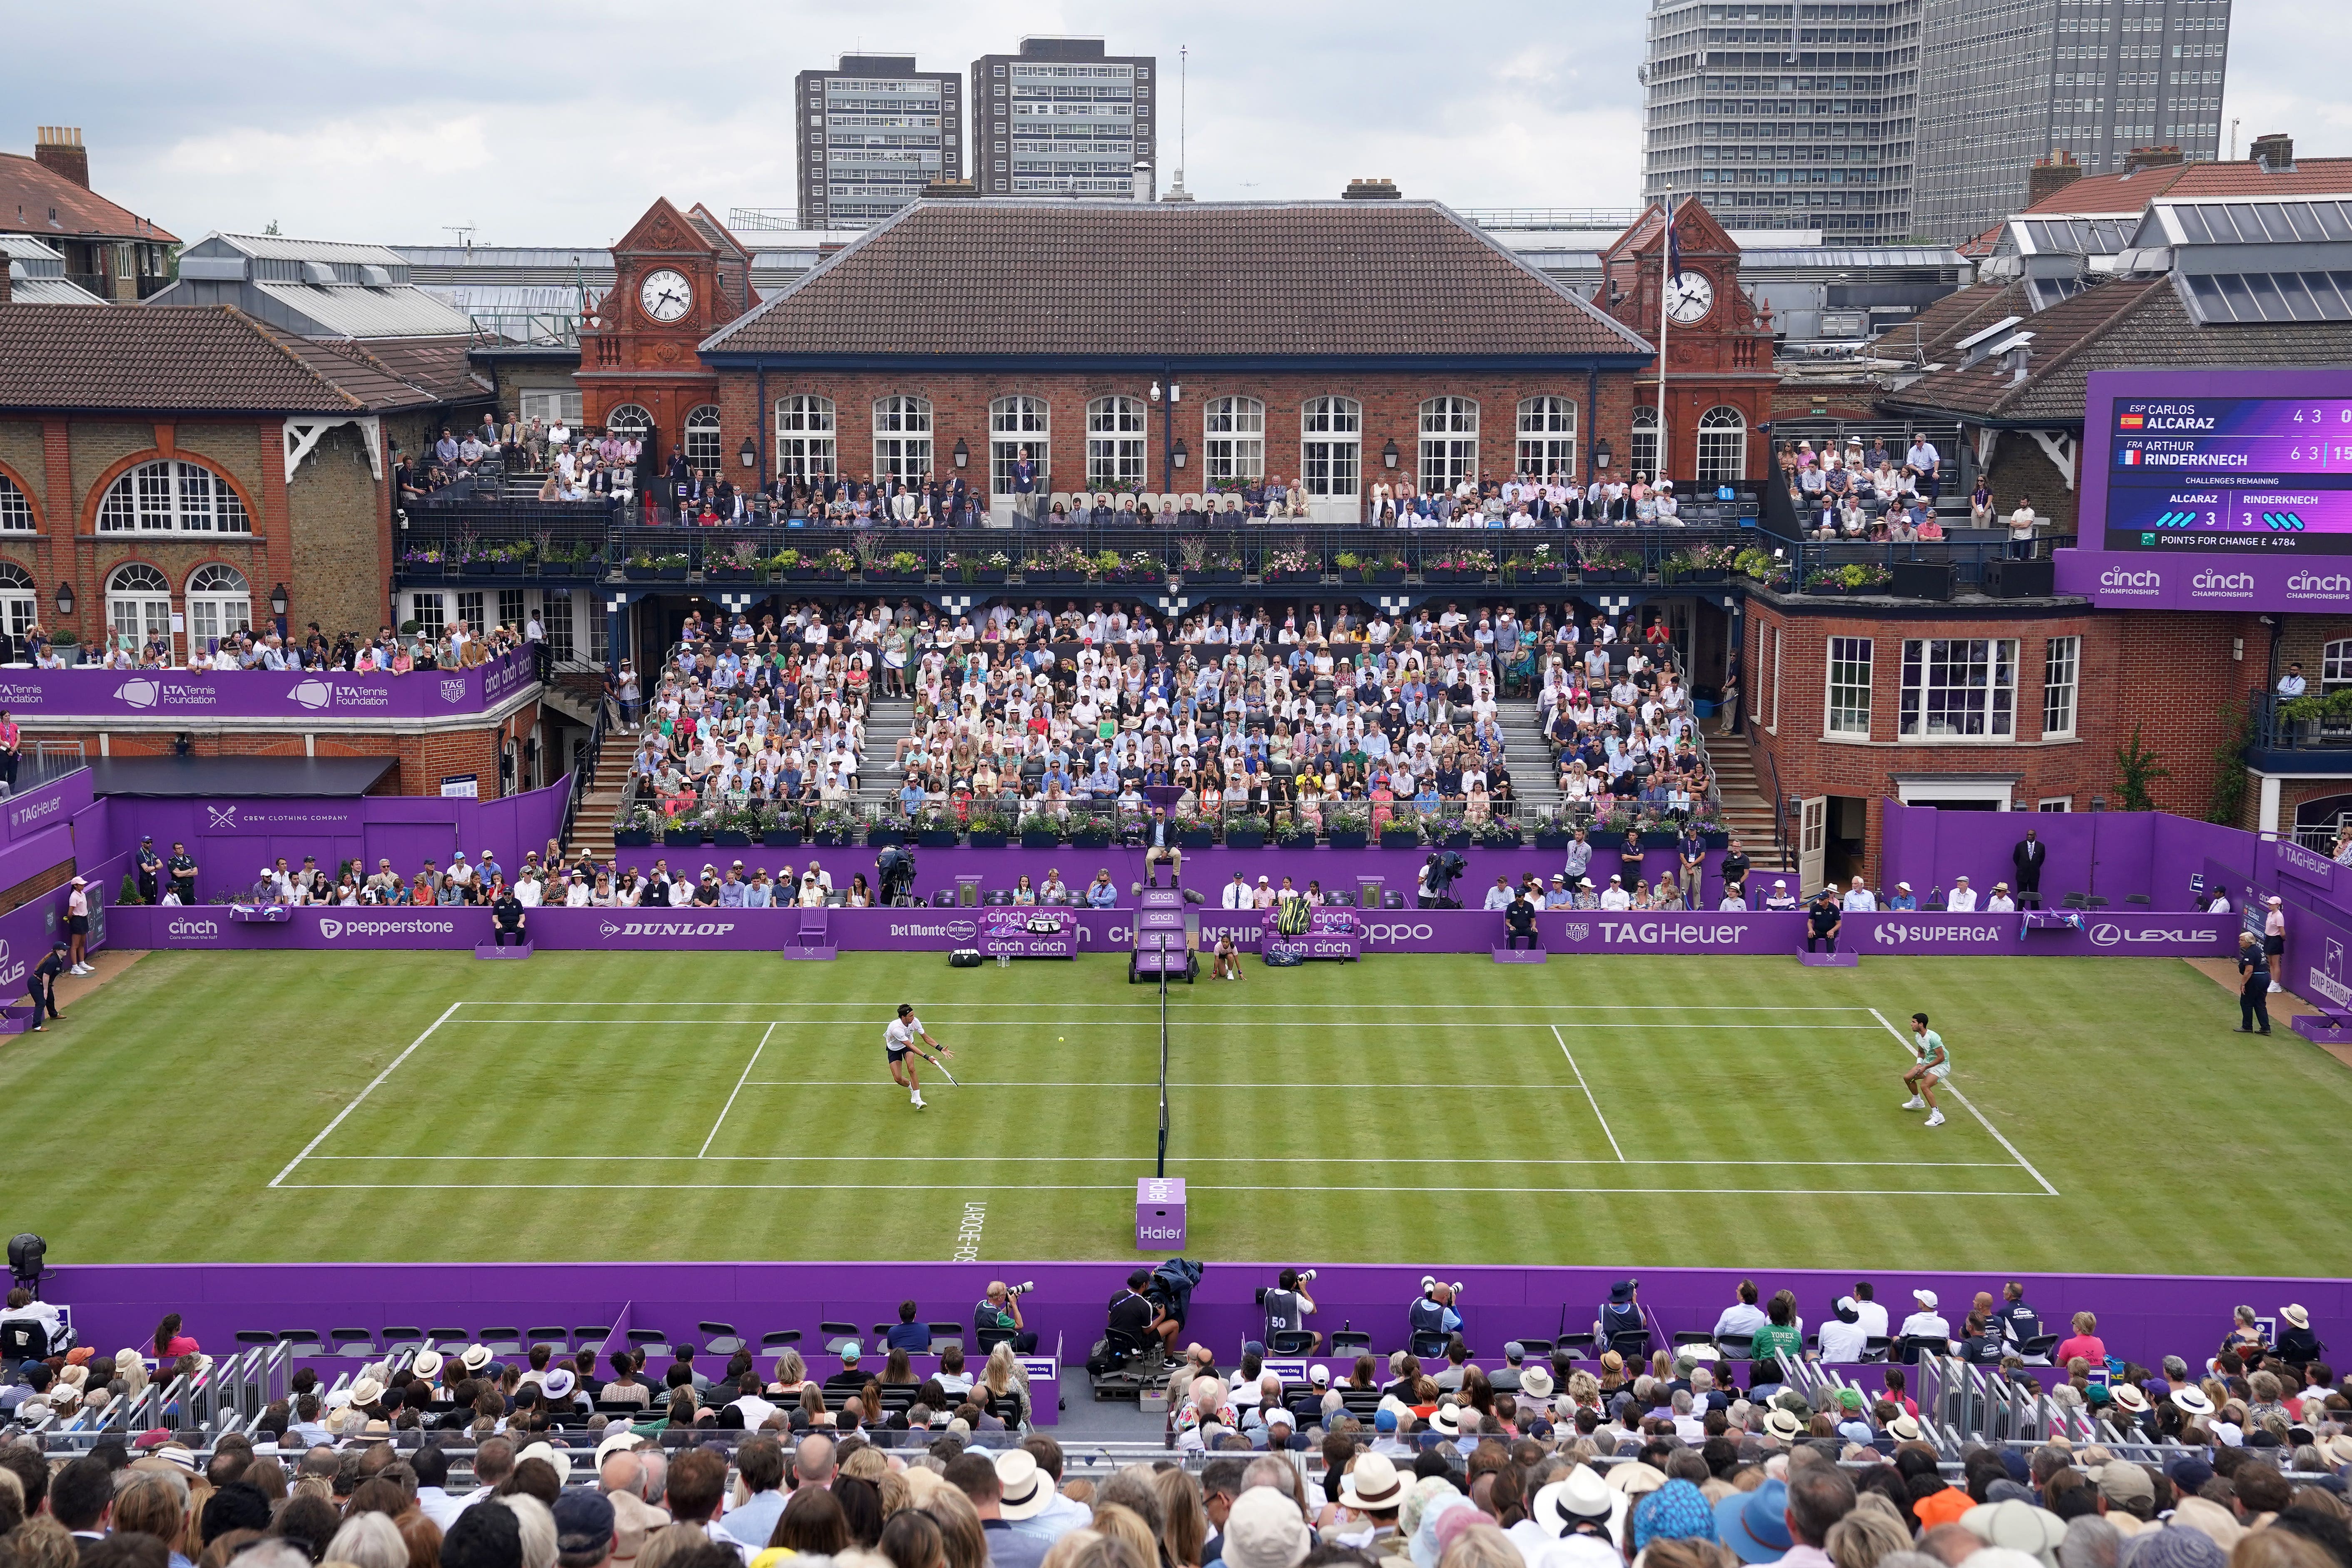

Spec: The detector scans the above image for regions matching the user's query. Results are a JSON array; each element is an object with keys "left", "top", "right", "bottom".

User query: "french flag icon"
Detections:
[{"left": 2122, "top": 447, "right": 2143, "bottom": 465}]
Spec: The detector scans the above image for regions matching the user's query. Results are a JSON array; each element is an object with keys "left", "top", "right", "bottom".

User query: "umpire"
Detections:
[
  {"left": 1805, "top": 886, "right": 1843, "bottom": 953},
  {"left": 2235, "top": 932, "right": 2271, "bottom": 1035},
  {"left": 26, "top": 940, "right": 66, "bottom": 1031}
]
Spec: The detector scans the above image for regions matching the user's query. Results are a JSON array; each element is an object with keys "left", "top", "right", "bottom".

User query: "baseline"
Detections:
[
  {"left": 268, "top": 1001, "right": 463, "bottom": 1188},
  {"left": 1867, "top": 1007, "right": 2059, "bottom": 1197}
]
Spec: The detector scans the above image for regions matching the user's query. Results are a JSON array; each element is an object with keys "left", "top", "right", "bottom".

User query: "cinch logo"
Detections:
[
  {"left": 2089, "top": 923, "right": 2218, "bottom": 947},
  {"left": 1874, "top": 922, "right": 2002, "bottom": 945},
  {"left": 2192, "top": 571, "right": 2255, "bottom": 591},
  {"left": 113, "top": 678, "right": 161, "bottom": 710},
  {"left": 2287, "top": 573, "right": 2352, "bottom": 593},
  {"left": 2100, "top": 568, "right": 2163, "bottom": 589},
  {"left": 166, "top": 918, "right": 220, "bottom": 940},
  {"left": 604, "top": 920, "right": 737, "bottom": 938}
]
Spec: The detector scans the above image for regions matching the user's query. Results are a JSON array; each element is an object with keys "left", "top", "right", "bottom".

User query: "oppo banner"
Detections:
[{"left": 107, "top": 905, "right": 2235, "bottom": 958}]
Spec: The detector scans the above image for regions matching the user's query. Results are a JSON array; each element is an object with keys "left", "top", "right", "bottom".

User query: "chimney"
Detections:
[
  {"left": 2250, "top": 132, "right": 2295, "bottom": 172},
  {"left": 1342, "top": 177, "right": 1402, "bottom": 201},
  {"left": 33, "top": 126, "right": 88, "bottom": 189},
  {"left": 919, "top": 177, "right": 977, "bottom": 200},
  {"left": 2028, "top": 149, "right": 2080, "bottom": 208},
  {"left": 0, "top": 256, "right": 12, "bottom": 309},
  {"left": 2124, "top": 144, "right": 2185, "bottom": 174}
]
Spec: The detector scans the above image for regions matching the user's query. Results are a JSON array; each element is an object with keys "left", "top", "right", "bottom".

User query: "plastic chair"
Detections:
[
  {"left": 526, "top": 1327, "right": 571, "bottom": 1352},
  {"left": 760, "top": 1331, "right": 804, "bottom": 1349},
  {"left": 1410, "top": 1330, "right": 1450, "bottom": 1358},
  {"left": 1269, "top": 1331, "right": 1317, "bottom": 1356},
  {"left": 1330, "top": 1330, "right": 1373, "bottom": 1354},
  {"left": 699, "top": 1321, "right": 745, "bottom": 1356},
  {"left": 1513, "top": 1337, "right": 1556, "bottom": 1359},
  {"left": 234, "top": 1331, "right": 279, "bottom": 1347}
]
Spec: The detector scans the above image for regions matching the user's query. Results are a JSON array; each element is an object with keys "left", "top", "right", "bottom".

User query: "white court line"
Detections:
[
  {"left": 1551, "top": 1025, "right": 1625, "bottom": 1162},
  {"left": 302, "top": 1153, "right": 2021, "bottom": 1167},
  {"left": 1867, "top": 1007, "right": 2059, "bottom": 1197},
  {"left": 269, "top": 1002, "right": 463, "bottom": 1188},
  {"left": 274, "top": 1180, "right": 2051, "bottom": 1197},
  {"left": 698, "top": 1022, "right": 776, "bottom": 1159},
  {"left": 480, "top": 1002, "right": 1880, "bottom": 1011},
  {"left": 738, "top": 1079, "right": 1588, "bottom": 1088},
  {"left": 449, "top": 1018, "right": 1886, "bottom": 1030}
]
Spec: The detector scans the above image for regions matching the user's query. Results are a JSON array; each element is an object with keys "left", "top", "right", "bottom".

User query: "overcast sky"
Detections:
[{"left": 10, "top": 0, "right": 2337, "bottom": 247}]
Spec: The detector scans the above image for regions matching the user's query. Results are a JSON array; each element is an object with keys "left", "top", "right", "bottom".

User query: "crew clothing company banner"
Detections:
[
  {"left": 107, "top": 905, "right": 2237, "bottom": 958},
  {"left": 0, "top": 653, "right": 535, "bottom": 722}
]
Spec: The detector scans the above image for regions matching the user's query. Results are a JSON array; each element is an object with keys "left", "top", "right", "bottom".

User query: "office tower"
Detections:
[
  {"left": 795, "top": 55, "right": 964, "bottom": 230},
  {"left": 1639, "top": 1, "right": 1923, "bottom": 239},
  {"left": 970, "top": 37, "right": 1158, "bottom": 199}
]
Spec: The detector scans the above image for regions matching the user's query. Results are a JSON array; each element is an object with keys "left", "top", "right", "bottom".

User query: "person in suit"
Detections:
[
  {"left": 1142, "top": 806, "right": 1182, "bottom": 889},
  {"left": 2012, "top": 827, "right": 2048, "bottom": 909}
]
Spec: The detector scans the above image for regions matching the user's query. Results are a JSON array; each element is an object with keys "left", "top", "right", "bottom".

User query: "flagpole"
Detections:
[{"left": 1659, "top": 185, "right": 1673, "bottom": 490}]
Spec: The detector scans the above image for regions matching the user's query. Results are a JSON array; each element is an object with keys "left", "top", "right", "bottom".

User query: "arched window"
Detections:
[
  {"left": 1086, "top": 396, "right": 1146, "bottom": 489},
  {"left": 605, "top": 404, "right": 653, "bottom": 440},
  {"left": 2323, "top": 639, "right": 2352, "bottom": 687},
  {"left": 774, "top": 396, "right": 837, "bottom": 484},
  {"left": 683, "top": 405, "right": 722, "bottom": 470},
  {"left": 106, "top": 562, "right": 173, "bottom": 651},
  {"left": 1696, "top": 405, "right": 1748, "bottom": 483},
  {"left": 1300, "top": 396, "right": 1362, "bottom": 501},
  {"left": 0, "top": 562, "right": 35, "bottom": 642},
  {"left": 0, "top": 470, "right": 34, "bottom": 532},
  {"left": 97, "top": 460, "right": 251, "bottom": 534},
  {"left": 1629, "top": 406, "right": 1660, "bottom": 481},
  {"left": 1418, "top": 397, "right": 1479, "bottom": 492},
  {"left": 989, "top": 395, "right": 1049, "bottom": 498},
  {"left": 185, "top": 563, "right": 253, "bottom": 651},
  {"left": 1516, "top": 396, "right": 1578, "bottom": 479},
  {"left": 1202, "top": 396, "right": 1265, "bottom": 483},
  {"left": 873, "top": 396, "right": 934, "bottom": 482}
]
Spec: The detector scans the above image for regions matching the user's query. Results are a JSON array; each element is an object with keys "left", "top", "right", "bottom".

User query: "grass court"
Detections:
[{"left": 11, "top": 948, "right": 2345, "bottom": 1270}]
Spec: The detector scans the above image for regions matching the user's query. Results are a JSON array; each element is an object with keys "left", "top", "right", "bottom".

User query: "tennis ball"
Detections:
[{"left": 1058, "top": 1035, "right": 1065, "bottom": 1042}]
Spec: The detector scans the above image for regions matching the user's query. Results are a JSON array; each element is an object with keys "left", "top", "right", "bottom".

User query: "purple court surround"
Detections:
[{"left": 0, "top": 653, "right": 536, "bottom": 722}]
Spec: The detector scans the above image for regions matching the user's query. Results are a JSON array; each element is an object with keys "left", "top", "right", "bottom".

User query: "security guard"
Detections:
[{"left": 27, "top": 940, "right": 67, "bottom": 1031}]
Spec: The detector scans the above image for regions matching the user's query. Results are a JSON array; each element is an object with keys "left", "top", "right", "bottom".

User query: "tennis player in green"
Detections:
[{"left": 1901, "top": 1011, "right": 1949, "bottom": 1128}]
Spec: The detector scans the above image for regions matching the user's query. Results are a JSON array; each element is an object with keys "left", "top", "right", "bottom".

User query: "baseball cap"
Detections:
[
  {"left": 553, "top": 1490, "right": 615, "bottom": 1561},
  {"left": 1308, "top": 1364, "right": 1331, "bottom": 1386},
  {"left": 1914, "top": 1289, "right": 1938, "bottom": 1308}
]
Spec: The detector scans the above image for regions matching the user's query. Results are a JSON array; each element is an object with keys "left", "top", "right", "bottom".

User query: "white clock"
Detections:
[
  {"left": 638, "top": 268, "right": 692, "bottom": 324},
  {"left": 1665, "top": 269, "right": 1715, "bottom": 325}
]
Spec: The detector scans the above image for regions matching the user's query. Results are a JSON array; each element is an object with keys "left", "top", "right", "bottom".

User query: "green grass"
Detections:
[{"left": 12, "top": 949, "right": 2347, "bottom": 1269}]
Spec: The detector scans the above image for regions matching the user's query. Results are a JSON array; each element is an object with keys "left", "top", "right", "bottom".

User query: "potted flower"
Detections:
[
  {"left": 401, "top": 546, "right": 448, "bottom": 580},
  {"left": 707, "top": 540, "right": 760, "bottom": 582},
  {"left": 663, "top": 811, "right": 705, "bottom": 848},
  {"left": 764, "top": 804, "right": 807, "bottom": 848},
  {"left": 1693, "top": 810, "right": 1730, "bottom": 850},
  {"left": 1261, "top": 546, "right": 1317, "bottom": 584},
  {"left": 1225, "top": 811, "right": 1271, "bottom": 851},
  {"left": 817, "top": 548, "right": 855, "bottom": 582},
  {"left": 1178, "top": 536, "right": 1245, "bottom": 586},
  {"left": 1427, "top": 548, "right": 1497, "bottom": 585},
  {"left": 809, "top": 804, "right": 859, "bottom": 848},
  {"left": 945, "top": 550, "right": 1010, "bottom": 584},
  {"left": 614, "top": 804, "right": 658, "bottom": 848},
  {"left": 1071, "top": 814, "right": 1115, "bottom": 848},
  {"left": 916, "top": 805, "right": 963, "bottom": 848},
  {"left": 1272, "top": 815, "right": 1315, "bottom": 848},
  {"left": 868, "top": 818, "right": 905, "bottom": 848},
  {"left": 1435, "top": 813, "right": 1474, "bottom": 850},
  {"left": 866, "top": 549, "right": 925, "bottom": 584},
  {"left": 1586, "top": 803, "right": 1633, "bottom": 850},
  {"left": 1326, "top": 805, "right": 1371, "bottom": 850},
  {"left": 1177, "top": 812, "right": 1218, "bottom": 849},
  {"left": 1476, "top": 817, "right": 1524, "bottom": 848},
  {"left": 1533, "top": 811, "right": 1574, "bottom": 852},
  {"left": 1380, "top": 813, "right": 1424, "bottom": 848},
  {"left": 1637, "top": 811, "right": 1680, "bottom": 850},
  {"left": 1018, "top": 810, "right": 1064, "bottom": 849},
  {"left": 775, "top": 547, "right": 811, "bottom": 579},
  {"left": 1510, "top": 543, "right": 1566, "bottom": 585},
  {"left": 965, "top": 803, "right": 1011, "bottom": 849},
  {"left": 485, "top": 543, "right": 526, "bottom": 578},
  {"left": 713, "top": 806, "right": 758, "bottom": 848},
  {"left": 649, "top": 552, "right": 690, "bottom": 581}
]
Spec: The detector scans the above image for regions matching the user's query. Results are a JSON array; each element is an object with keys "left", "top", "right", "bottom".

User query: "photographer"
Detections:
[
  {"left": 1109, "top": 1268, "right": 1178, "bottom": 1358},
  {"left": 975, "top": 1279, "right": 1038, "bottom": 1354},
  {"left": 1417, "top": 850, "right": 1467, "bottom": 910},
  {"left": 877, "top": 845, "right": 918, "bottom": 907},
  {"left": 1409, "top": 1277, "right": 1463, "bottom": 1344},
  {"left": 1258, "top": 1268, "right": 1320, "bottom": 1352}
]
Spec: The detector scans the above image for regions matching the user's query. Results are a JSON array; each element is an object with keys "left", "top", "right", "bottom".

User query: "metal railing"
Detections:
[
  {"left": 559, "top": 676, "right": 610, "bottom": 849},
  {"left": 2249, "top": 688, "right": 2352, "bottom": 754}
]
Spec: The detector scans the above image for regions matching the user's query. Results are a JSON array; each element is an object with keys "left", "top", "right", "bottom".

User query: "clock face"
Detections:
[
  {"left": 1666, "top": 269, "right": 1715, "bottom": 325},
  {"left": 638, "top": 269, "right": 692, "bottom": 324}
]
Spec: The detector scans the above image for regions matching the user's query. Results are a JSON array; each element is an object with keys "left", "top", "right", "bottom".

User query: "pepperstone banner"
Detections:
[
  {"left": 0, "top": 652, "right": 535, "bottom": 722},
  {"left": 105, "top": 903, "right": 2236, "bottom": 958}
]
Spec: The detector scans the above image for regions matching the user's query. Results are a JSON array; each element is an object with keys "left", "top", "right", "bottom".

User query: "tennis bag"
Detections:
[
  {"left": 948, "top": 948, "right": 982, "bottom": 967},
  {"left": 1262, "top": 945, "right": 1302, "bottom": 967},
  {"left": 1275, "top": 898, "right": 1311, "bottom": 937}
]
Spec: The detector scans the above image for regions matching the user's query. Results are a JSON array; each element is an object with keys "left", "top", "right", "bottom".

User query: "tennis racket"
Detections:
[{"left": 911, "top": 1045, "right": 960, "bottom": 1086}]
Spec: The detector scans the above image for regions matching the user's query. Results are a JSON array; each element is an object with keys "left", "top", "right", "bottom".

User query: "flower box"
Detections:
[
  {"left": 1683, "top": 568, "right": 1729, "bottom": 584},
  {"left": 1702, "top": 830, "right": 1730, "bottom": 849},
  {"left": 1328, "top": 830, "right": 1369, "bottom": 849},
  {"left": 1423, "top": 568, "right": 1481, "bottom": 584},
  {"left": 1182, "top": 571, "right": 1244, "bottom": 586},
  {"left": 663, "top": 828, "right": 705, "bottom": 847},
  {"left": 1535, "top": 831, "right": 1572, "bottom": 851},
  {"left": 1440, "top": 830, "right": 1474, "bottom": 849},
  {"left": 1607, "top": 568, "right": 1641, "bottom": 583},
  {"left": 918, "top": 829, "right": 963, "bottom": 848},
  {"left": 1638, "top": 829, "right": 1679, "bottom": 849},
  {"left": 1020, "top": 830, "right": 1063, "bottom": 848},
  {"left": 765, "top": 829, "right": 804, "bottom": 849},
  {"left": 705, "top": 566, "right": 752, "bottom": 582},
  {"left": 867, "top": 826, "right": 904, "bottom": 848},
  {"left": 614, "top": 828, "right": 654, "bottom": 848},
  {"left": 864, "top": 568, "right": 926, "bottom": 584},
  {"left": 1585, "top": 829, "right": 1627, "bottom": 850},
  {"left": 404, "top": 562, "right": 448, "bottom": 581},
  {"left": 951, "top": 569, "right": 1009, "bottom": 584},
  {"left": 1072, "top": 827, "right": 1114, "bottom": 849},
  {"left": 1179, "top": 828, "right": 1217, "bottom": 848},
  {"left": 1380, "top": 828, "right": 1424, "bottom": 848},
  {"left": 810, "top": 829, "right": 855, "bottom": 848},
  {"left": 1224, "top": 829, "right": 1266, "bottom": 850},
  {"left": 712, "top": 828, "right": 754, "bottom": 848},
  {"left": 967, "top": 830, "right": 1008, "bottom": 848},
  {"left": 1480, "top": 826, "right": 1525, "bottom": 848}
]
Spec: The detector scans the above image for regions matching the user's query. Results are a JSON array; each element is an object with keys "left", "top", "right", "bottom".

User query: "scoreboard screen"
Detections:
[{"left": 2102, "top": 394, "right": 2352, "bottom": 554}]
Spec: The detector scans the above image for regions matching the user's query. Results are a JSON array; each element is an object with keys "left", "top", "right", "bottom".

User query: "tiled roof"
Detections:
[
  {"left": 1884, "top": 274, "right": 2352, "bottom": 426},
  {"left": 2023, "top": 157, "right": 2352, "bottom": 220},
  {"left": 2024, "top": 163, "right": 2194, "bottom": 217},
  {"left": 704, "top": 199, "right": 1655, "bottom": 361},
  {"left": 1893, "top": 280, "right": 2032, "bottom": 356},
  {"left": 0, "top": 152, "right": 178, "bottom": 244},
  {"left": 334, "top": 335, "right": 494, "bottom": 405},
  {"left": 0, "top": 304, "right": 363, "bottom": 413}
]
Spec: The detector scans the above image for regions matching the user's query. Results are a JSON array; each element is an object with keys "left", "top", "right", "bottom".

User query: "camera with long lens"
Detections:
[
  {"left": 1420, "top": 1274, "right": 1465, "bottom": 1296},
  {"left": 1005, "top": 1280, "right": 1036, "bottom": 1297}
]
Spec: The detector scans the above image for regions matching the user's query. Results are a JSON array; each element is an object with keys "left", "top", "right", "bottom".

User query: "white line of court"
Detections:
[
  {"left": 1551, "top": 1025, "right": 1625, "bottom": 1162},
  {"left": 274, "top": 1180, "right": 2053, "bottom": 1198},
  {"left": 698, "top": 1022, "right": 777, "bottom": 1158},
  {"left": 269, "top": 1002, "right": 463, "bottom": 1188},
  {"left": 479, "top": 1001, "right": 1879, "bottom": 1011},
  {"left": 446, "top": 1018, "right": 1886, "bottom": 1030},
  {"left": 301, "top": 1153, "right": 2023, "bottom": 1168},
  {"left": 1866, "top": 1007, "right": 2060, "bottom": 1197}
]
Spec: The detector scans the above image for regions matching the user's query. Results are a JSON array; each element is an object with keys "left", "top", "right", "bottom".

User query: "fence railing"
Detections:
[{"left": 2250, "top": 688, "right": 2352, "bottom": 754}]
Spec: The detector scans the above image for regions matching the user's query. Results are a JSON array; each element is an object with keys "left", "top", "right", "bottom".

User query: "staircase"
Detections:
[
  {"left": 563, "top": 730, "right": 630, "bottom": 863},
  {"left": 859, "top": 695, "right": 918, "bottom": 814},
  {"left": 1705, "top": 722, "right": 1793, "bottom": 870},
  {"left": 1494, "top": 699, "right": 1562, "bottom": 823}
]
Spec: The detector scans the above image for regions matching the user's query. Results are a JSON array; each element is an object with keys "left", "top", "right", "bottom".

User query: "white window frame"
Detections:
[
  {"left": 1630, "top": 406, "right": 1660, "bottom": 480},
  {"left": 1515, "top": 396, "right": 1578, "bottom": 479},
  {"left": 408, "top": 591, "right": 446, "bottom": 638},
  {"left": 2322, "top": 638, "right": 2352, "bottom": 687},
  {"left": 105, "top": 562, "right": 174, "bottom": 653},
  {"left": 1086, "top": 395, "right": 1146, "bottom": 489},
  {"left": 0, "top": 563, "right": 35, "bottom": 641},
  {"left": 604, "top": 404, "right": 653, "bottom": 440},
  {"left": 990, "top": 394, "right": 1049, "bottom": 497},
  {"left": 1696, "top": 405, "right": 1748, "bottom": 483},
  {"left": 1899, "top": 638, "right": 2019, "bottom": 740},
  {"left": 97, "top": 460, "right": 252, "bottom": 536},
  {"left": 2037, "top": 796, "right": 2074, "bottom": 813},
  {"left": 873, "top": 395, "right": 934, "bottom": 483},
  {"left": 185, "top": 563, "right": 253, "bottom": 651},
  {"left": 1770, "top": 626, "right": 1782, "bottom": 734},
  {"left": 1826, "top": 635, "right": 1873, "bottom": 738},
  {"left": 1418, "top": 396, "right": 1479, "bottom": 492},
  {"left": 522, "top": 390, "right": 584, "bottom": 426},
  {"left": 1300, "top": 396, "right": 1361, "bottom": 501},
  {"left": 0, "top": 471, "right": 33, "bottom": 531},
  {"left": 1202, "top": 396, "right": 1266, "bottom": 483},
  {"left": 2042, "top": 635, "right": 2080, "bottom": 739},
  {"left": 774, "top": 396, "right": 837, "bottom": 485},
  {"left": 683, "top": 405, "right": 723, "bottom": 471}
]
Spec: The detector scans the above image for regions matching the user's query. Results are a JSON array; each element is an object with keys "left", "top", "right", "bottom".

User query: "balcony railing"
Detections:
[{"left": 2250, "top": 689, "right": 2352, "bottom": 754}]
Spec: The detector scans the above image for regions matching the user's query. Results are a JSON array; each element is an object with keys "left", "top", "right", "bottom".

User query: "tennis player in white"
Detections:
[
  {"left": 1900, "top": 1011, "right": 1949, "bottom": 1128},
  {"left": 885, "top": 1002, "right": 951, "bottom": 1109}
]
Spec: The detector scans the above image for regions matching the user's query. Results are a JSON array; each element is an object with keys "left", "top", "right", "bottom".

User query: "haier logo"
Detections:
[
  {"left": 2088, "top": 922, "right": 2218, "bottom": 947},
  {"left": 1874, "top": 922, "right": 2002, "bottom": 945},
  {"left": 602, "top": 920, "right": 737, "bottom": 938},
  {"left": 166, "top": 918, "right": 221, "bottom": 941},
  {"left": 1139, "top": 1226, "right": 1184, "bottom": 1241},
  {"left": 2099, "top": 568, "right": 2163, "bottom": 591},
  {"left": 2191, "top": 570, "right": 2255, "bottom": 592},
  {"left": 113, "top": 678, "right": 161, "bottom": 710}
]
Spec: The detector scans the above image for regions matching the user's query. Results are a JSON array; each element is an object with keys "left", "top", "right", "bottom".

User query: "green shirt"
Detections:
[
  {"left": 1913, "top": 1030, "right": 1948, "bottom": 1069},
  {"left": 1750, "top": 1322, "right": 1804, "bottom": 1365}
]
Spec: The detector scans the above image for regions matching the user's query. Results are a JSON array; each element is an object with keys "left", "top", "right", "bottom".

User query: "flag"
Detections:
[
  {"left": 1665, "top": 196, "right": 1681, "bottom": 284},
  {"left": 2119, "top": 412, "right": 2145, "bottom": 429},
  {"left": 2123, "top": 447, "right": 2143, "bottom": 466}
]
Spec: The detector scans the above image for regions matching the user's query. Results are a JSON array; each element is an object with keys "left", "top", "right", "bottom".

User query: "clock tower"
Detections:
[
  {"left": 577, "top": 197, "right": 756, "bottom": 472},
  {"left": 1597, "top": 199, "right": 1776, "bottom": 483}
]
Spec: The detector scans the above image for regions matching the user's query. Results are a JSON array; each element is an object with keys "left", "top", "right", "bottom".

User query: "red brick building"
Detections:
[{"left": 576, "top": 199, "right": 755, "bottom": 466}]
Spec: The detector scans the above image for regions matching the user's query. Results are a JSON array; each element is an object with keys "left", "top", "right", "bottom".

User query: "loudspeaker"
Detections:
[
  {"left": 1984, "top": 558, "right": 2054, "bottom": 598},
  {"left": 1889, "top": 562, "right": 1955, "bottom": 601}
]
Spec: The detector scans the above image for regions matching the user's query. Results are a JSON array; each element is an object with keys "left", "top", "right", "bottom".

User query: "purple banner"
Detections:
[
  {"left": 976, "top": 906, "right": 1076, "bottom": 958},
  {"left": 0, "top": 651, "right": 536, "bottom": 722},
  {"left": 104, "top": 903, "right": 2236, "bottom": 958},
  {"left": 6, "top": 771, "right": 91, "bottom": 842},
  {"left": 2275, "top": 837, "right": 2340, "bottom": 895},
  {"left": 2054, "top": 546, "right": 2352, "bottom": 613},
  {"left": 1877, "top": 802, "right": 2258, "bottom": 912}
]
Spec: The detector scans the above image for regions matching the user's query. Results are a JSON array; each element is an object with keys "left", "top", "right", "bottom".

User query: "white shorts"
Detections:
[{"left": 1915, "top": 1062, "right": 1950, "bottom": 1081}]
